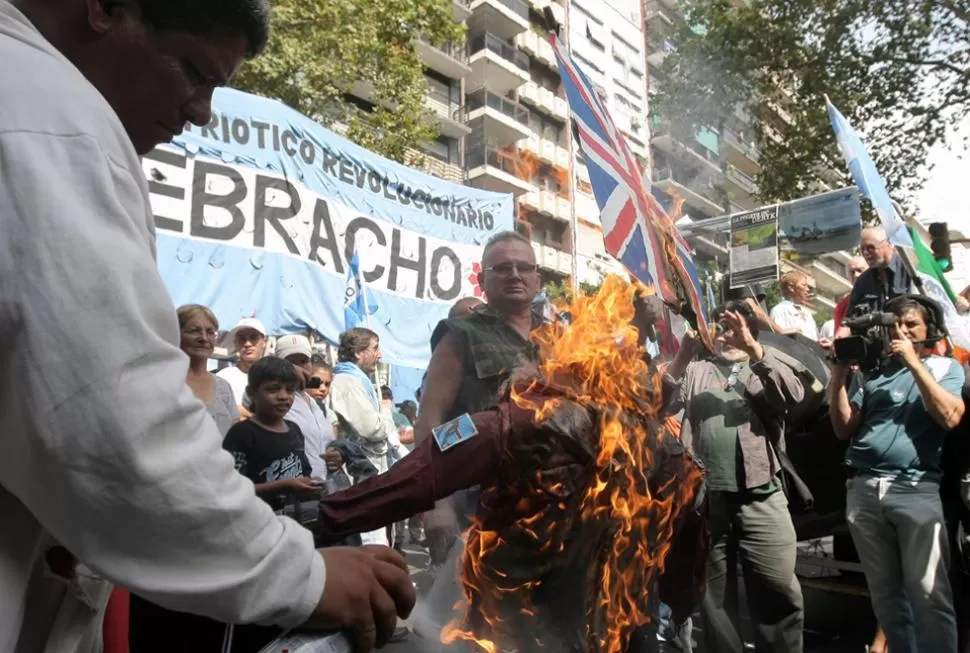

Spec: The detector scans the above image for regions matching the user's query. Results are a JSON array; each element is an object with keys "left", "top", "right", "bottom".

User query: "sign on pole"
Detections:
[{"left": 730, "top": 206, "right": 780, "bottom": 288}]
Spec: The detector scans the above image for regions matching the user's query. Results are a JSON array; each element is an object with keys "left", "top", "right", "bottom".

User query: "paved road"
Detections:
[{"left": 382, "top": 540, "right": 878, "bottom": 653}]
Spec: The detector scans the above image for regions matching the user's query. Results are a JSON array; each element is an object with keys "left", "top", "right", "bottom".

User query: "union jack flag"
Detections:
[{"left": 550, "top": 34, "right": 714, "bottom": 350}]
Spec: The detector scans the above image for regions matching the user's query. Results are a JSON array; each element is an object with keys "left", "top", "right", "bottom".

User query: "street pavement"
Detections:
[{"left": 385, "top": 541, "right": 877, "bottom": 653}]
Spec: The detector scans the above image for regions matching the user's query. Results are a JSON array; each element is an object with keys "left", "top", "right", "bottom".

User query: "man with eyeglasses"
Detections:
[
  {"left": 413, "top": 231, "right": 543, "bottom": 607},
  {"left": 846, "top": 227, "right": 914, "bottom": 316}
]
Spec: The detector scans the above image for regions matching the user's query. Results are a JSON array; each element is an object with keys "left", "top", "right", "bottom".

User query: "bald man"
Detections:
[
  {"left": 830, "top": 255, "right": 869, "bottom": 339},
  {"left": 847, "top": 227, "right": 914, "bottom": 315}
]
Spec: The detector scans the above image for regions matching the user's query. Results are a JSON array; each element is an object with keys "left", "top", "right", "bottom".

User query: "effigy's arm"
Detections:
[{"left": 316, "top": 400, "right": 527, "bottom": 542}]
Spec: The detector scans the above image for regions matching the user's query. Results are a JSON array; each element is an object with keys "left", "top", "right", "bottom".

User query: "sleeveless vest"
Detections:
[{"left": 431, "top": 307, "right": 541, "bottom": 420}]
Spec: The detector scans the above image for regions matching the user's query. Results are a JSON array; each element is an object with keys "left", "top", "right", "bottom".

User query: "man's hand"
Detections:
[
  {"left": 284, "top": 477, "right": 322, "bottom": 497},
  {"left": 721, "top": 311, "right": 764, "bottom": 361},
  {"left": 889, "top": 323, "right": 921, "bottom": 369},
  {"left": 306, "top": 546, "right": 416, "bottom": 652},
  {"left": 324, "top": 449, "right": 344, "bottom": 471},
  {"left": 679, "top": 329, "right": 706, "bottom": 358}
]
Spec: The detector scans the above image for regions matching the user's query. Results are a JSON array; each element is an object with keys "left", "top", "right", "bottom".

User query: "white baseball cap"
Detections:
[
  {"left": 275, "top": 334, "right": 312, "bottom": 361},
  {"left": 221, "top": 317, "right": 267, "bottom": 350}
]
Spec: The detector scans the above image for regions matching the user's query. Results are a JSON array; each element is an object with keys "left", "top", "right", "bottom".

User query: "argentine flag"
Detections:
[{"left": 344, "top": 252, "right": 378, "bottom": 330}]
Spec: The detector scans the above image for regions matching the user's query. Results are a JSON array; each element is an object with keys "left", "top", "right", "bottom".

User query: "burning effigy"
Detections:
[{"left": 317, "top": 276, "right": 707, "bottom": 653}]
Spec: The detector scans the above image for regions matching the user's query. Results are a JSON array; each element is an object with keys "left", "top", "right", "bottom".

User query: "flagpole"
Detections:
[{"left": 563, "top": 0, "right": 580, "bottom": 295}]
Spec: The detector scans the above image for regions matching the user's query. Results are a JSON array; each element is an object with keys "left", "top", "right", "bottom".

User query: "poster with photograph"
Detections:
[
  {"left": 730, "top": 206, "right": 780, "bottom": 287},
  {"left": 777, "top": 187, "right": 862, "bottom": 263}
]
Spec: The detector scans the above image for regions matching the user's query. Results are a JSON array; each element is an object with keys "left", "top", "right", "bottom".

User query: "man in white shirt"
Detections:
[
  {"left": 769, "top": 270, "right": 819, "bottom": 340},
  {"left": 218, "top": 317, "right": 268, "bottom": 411},
  {"left": 0, "top": 2, "right": 413, "bottom": 651},
  {"left": 276, "top": 334, "right": 334, "bottom": 480},
  {"left": 330, "top": 328, "right": 392, "bottom": 474}
]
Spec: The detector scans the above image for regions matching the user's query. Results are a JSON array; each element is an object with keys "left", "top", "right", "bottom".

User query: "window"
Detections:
[{"left": 585, "top": 20, "right": 605, "bottom": 49}]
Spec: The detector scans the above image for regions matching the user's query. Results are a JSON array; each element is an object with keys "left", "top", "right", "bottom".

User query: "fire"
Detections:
[{"left": 441, "top": 276, "right": 704, "bottom": 653}]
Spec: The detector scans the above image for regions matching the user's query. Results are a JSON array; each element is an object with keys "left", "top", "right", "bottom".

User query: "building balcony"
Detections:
[
  {"left": 466, "top": 90, "right": 531, "bottom": 144},
  {"left": 644, "top": 1, "right": 677, "bottom": 27},
  {"left": 520, "top": 189, "right": 571, "bottom": 223},
  {"left": 466, "top": 144, "right": 535, "bottom": 196},
  {"left": 414, "top": 36, "right": 471, "bottom": 81},
  {"left": 532, "top": 242, "right": 573, "bottom": 276},
  {"left": 650, "top": 120, "right": 721, "bottom": 176},
  {"left": 516, "top": 81, "right": 568, "bottom": 122},
  {"left": 725, "top": 165, "right": 759, "bottom": 197},
  {"left": 468, "top": 32, "right": 530, "bottom": 95},
  {"left": 404, "top": 148, "right": 464, "bottom": 184},
  {"left": 721, "top": 126, "right": 760, "bottom": 176},
  {"left": 652, "top": 167, "right": 724, "bottom": 217},
  {"left": 809, "top": 259, "right": 853, "bottom": 296},
  {"left": 424, "top": 95, "right": 471, "bottom": 139},
  {"left": 452, "top": 0, "right": 473, "bottom": 22},
  {"left": 469, "top": 0, "right": 529, "bottom": 41},
  {"left": 647, "top": 40, "right": 677, "bottom": 69}
]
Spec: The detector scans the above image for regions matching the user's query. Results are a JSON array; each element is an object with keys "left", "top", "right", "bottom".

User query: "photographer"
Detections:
[
  {"left": 665, "top": 300, "right": 806, "bottom": 653},
  {"left": 829, "top": 295, "right": 965, "bottom": 653}
]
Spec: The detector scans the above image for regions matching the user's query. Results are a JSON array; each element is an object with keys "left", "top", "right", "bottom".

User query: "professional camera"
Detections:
[{"left": 832, "top": 303, "right": 897, "bottom": 370}]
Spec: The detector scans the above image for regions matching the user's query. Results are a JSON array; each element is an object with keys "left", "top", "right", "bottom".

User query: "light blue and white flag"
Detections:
[
  {"left": 825, "top": 98, "right": 913, "bottom": 248},
  {"left": 344, "top": 252, "right": 378, "bottom": 330}
]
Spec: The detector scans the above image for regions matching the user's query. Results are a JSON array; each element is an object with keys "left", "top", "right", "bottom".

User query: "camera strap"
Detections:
[{"left": 717, "top": 361, "right": 815, "bottom": 512}]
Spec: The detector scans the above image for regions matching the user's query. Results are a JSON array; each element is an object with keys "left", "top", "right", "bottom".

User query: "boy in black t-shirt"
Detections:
[
  {"left": 130, "top": 358, "right": 319, "bottom": 653},
  {"left": 224, "top": 357, "right": 318, "bottom": 511}
]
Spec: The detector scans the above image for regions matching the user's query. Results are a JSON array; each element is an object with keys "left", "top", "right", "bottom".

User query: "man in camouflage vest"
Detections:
[
  {"left": 416, "top": 230, "right": 543, "bottom": 442},
  {"left": 415, "top": 232, "right": 543, "bottom": 575}
]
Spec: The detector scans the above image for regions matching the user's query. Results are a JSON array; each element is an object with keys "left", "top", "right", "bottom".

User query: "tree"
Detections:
[
  {"left": 652, "top": 0, "right": 970, "bottom": 206},
  {"left": 542, "top": 280, "right": 602, "bottom": 304},
  {"left": 232, "top": 0, "right": 464, "bottom": 163}
]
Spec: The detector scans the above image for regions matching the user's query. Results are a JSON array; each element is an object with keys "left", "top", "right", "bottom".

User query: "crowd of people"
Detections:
[{"left": 4, "top": 1, "right": 970, "bottom": 653}]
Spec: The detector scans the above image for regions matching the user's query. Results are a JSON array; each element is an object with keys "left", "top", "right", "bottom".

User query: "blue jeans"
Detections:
[{"left": 846, "top": 474, "right": 957, "bottom": 653}]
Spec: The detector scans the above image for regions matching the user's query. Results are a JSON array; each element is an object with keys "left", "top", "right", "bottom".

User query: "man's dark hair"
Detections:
[
  {"left": 139, "top": 0, "right": 272, "bottom": 57},
  {"left": 380, "top": 385, "right": 393, "bottom": 401},
  {"left": 713, "top": 299, "right": 760, "bottom": 340},
  {"left": 337, "top": 327, "right": 379, "bottom": 363},
  {"left": 482, "top": 231, "right": 533, "bottom": 267},
  {"left": 889, "top": 297, "right": 930, "bottom": 322},
  {"left": 247, "top": 356, "right": 300, "bottom": 391}
]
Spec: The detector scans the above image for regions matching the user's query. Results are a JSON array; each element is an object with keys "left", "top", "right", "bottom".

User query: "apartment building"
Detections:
[
  {"left": 403, "top": 0, "right": 644, "bottom": 287},
  {"left": 643, "top": 0, "right": 854, "bottom": 311}
]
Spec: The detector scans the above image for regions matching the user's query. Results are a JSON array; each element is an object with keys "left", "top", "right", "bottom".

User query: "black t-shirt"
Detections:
[{"left": 223, "top": 419, "right": 312, "bottom": 510}]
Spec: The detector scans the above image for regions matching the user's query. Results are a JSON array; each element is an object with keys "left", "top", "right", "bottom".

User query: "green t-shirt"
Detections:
[
  {"left": 847, "top": 356, "right": 965, "bottom": 482},
  {"left": 694, "top": 362, "right": 779, "bottom": 495}
]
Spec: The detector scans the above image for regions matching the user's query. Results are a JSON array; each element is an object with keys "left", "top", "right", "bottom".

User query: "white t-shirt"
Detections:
[
  {"left": 0, "top": 4, "right": 323, "bottom": 650},
  {"left": 769, "top": 299, "right": 819, "bottom": 340},
  {"left": 286, "top": 393, "right": 334, "bottom": 479},
  {"left": 216, "top": 365, "right": 249, "bottom": 406}
]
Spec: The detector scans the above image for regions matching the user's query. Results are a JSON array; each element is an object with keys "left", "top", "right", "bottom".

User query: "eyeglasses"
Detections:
[
  {"left": 235, "top": 331, "right": 264, "bottom": 344},
  {"left": 484, "top": 262, "right": 538, "bottom": 276},
  {"left": 860, "top": 240, "right": 887, "bottom": 252}
]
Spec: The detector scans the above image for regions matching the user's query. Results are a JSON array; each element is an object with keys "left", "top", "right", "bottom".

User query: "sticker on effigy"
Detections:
[{"left": 432, "top": 413, "right": 479, "bottom": 452}]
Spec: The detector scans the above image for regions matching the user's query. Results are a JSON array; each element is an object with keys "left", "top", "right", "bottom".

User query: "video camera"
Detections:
[{"left": 832, "top": 303, "right": 897, "bottom": 371}]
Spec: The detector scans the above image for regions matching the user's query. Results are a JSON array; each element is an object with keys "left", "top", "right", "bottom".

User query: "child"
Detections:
[
  {"left": 130, "top": 358, "right": 317, "bottom": 653},
  {"left": 223, "top": 357, "right": 318, "bottom": 511}
]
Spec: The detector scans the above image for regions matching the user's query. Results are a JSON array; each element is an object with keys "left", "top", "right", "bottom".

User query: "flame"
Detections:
[{"left": 441, "top": 276, "right": 703, "bottom": 653}]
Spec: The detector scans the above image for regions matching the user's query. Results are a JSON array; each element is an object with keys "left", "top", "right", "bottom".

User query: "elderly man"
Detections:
[
  {"left": 770, "top": 270, "right": 819, "bottom": 340},
  {"left": 665, "top": 300, "right": 807, "bottom": 653},
  {"left": 0, "top": 2, "right": 412, "bottom": 651},
  {"left": 830, "top": 295, "right": 965, "bottom": 653},
  {"left": 847, "top": 227, "right": 914, "bottom": 314}
]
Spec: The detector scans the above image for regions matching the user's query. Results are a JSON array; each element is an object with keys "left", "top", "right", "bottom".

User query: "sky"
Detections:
[{"left": 916, "top": 115, "right": 970, "bottom": 235}]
